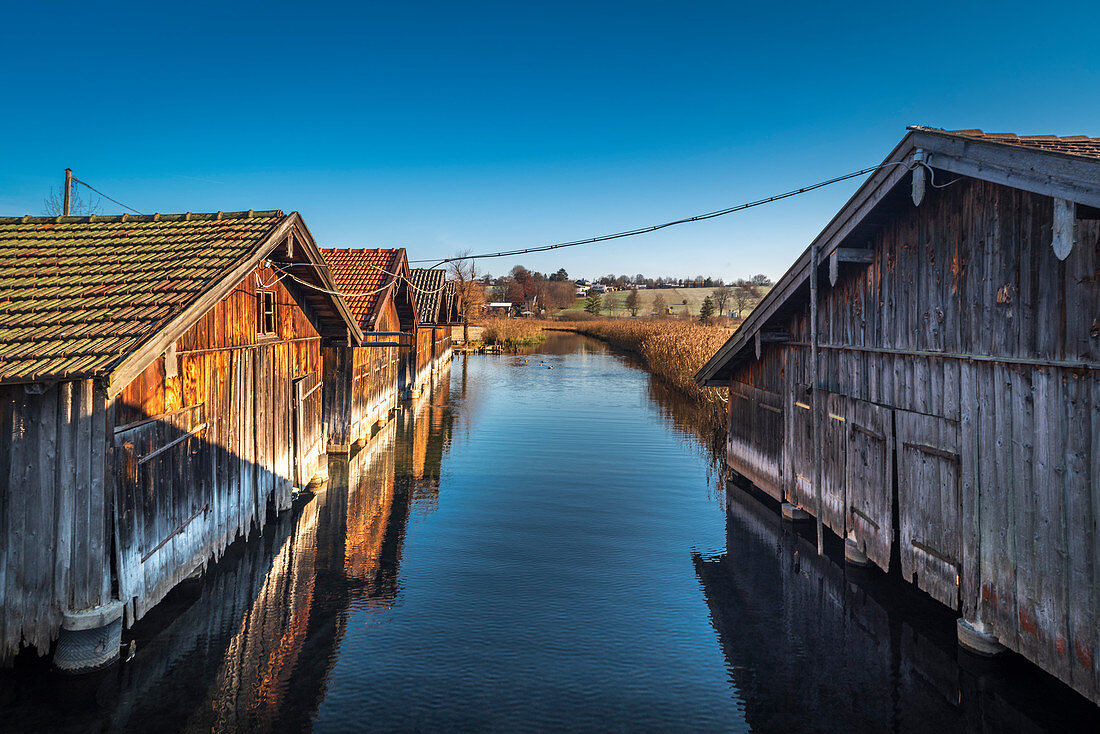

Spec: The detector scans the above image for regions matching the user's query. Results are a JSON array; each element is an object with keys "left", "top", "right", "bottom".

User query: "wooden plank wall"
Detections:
[
  {"left": 432, "top": 325, "right": 452, "bottom": 368},
  {"left": 414, "top": 327, "right": 434, "bottom": 388},
  {"left": 322, "top": 298, "right": 403, "bottom": 449},
  {"left": 113, "top": 266, "right": 323, "bottom": 625},
  {"left": 725, "top": 177, "right": 1100, "bottom": 704},
  {"left": 726, "top": 378, "right": 784, "bottom": 500},
  {"left": 0, "top": 379, "right": 110, "bottom": 662}
]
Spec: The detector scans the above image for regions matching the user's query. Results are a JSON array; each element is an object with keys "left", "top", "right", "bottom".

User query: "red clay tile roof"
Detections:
[
  {"left": 0, "top": 210, "right": 287, "bottom": 383},
  {"left": 319, "top": 248, "right": 402, "bottom": 329},
  {"left": 911, "top": 127, "right": 1100, "bottom": 160},
  {"left": 408, "top": 269, "right": 446, "bottom": 325}
]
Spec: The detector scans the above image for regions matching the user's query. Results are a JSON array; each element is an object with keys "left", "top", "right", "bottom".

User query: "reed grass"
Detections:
[
  {"left": 480, "top": 318, "right": 546, "bottom": 349},
  {"left": 569, "top": 319, "right": 733, "bottom": 428}
]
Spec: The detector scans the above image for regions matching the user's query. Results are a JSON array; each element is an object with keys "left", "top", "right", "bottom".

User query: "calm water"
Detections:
[{"left": 2, "top": 332, "right": 1098, "bottom": 732}]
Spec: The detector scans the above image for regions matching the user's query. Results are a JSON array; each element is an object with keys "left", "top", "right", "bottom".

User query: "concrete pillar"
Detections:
[
  {"left": 957, "top": 618, "right": 1007, "bottom": 657},
  {"left": 844, "top": 538, "right": 873, "bottom": 567},
  {"left": 54, "top": 600, "right": 124, "bottom": 673},
  {"left": 781, "top": 502, "right": 812, "bottom": 522}
]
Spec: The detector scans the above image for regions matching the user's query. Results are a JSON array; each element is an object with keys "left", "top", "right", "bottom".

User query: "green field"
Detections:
[{"left": 560, "top": 286, "right": 765, "bottom": 318}]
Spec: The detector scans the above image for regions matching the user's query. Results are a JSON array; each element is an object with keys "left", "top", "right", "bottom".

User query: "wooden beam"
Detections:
[
  {"left": 828, "top": 247, "right": 874, "bottom": 286},
  {"left": 755, "top": 330, "right": 790, "bottom": 359},
  {"left": 910, "top": 129, "right": 1100, "bottom": 209},
  {"left": 1051, "top": 198, "right": 1076, "bottom": 260}
]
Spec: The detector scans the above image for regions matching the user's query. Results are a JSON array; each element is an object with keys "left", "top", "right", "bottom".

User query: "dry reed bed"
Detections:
[
  {"left": 480, "top": 318, "right": 546, "bottom": 348},
  {"left": 569, "top": 319, "right": 733, "bottom": 427}
]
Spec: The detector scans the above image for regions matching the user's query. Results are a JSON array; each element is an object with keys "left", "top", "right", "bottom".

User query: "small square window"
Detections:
[{"left": 257, "top": 291, "right": 277, "bottom": 336}]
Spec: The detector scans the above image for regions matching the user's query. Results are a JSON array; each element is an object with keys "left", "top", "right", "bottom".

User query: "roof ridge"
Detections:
[
  {"left": 0, "top": 210, "right": 285, "bottom": 225},
  {"left": 908, "top": 125, "right": 1100, "bottom": 144}
]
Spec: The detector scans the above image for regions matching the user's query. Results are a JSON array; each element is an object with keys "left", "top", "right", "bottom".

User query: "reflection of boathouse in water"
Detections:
[{"left": 695, "top": 484, "right": 1100, "bottom": 733}]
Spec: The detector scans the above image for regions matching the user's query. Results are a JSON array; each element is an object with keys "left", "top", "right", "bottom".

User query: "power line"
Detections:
[
  {"left": 71, "top": 176, "right": 143, "bottom": 215},
  {"left": 408, "top": 163, "right": 892, "bottom": 267}
]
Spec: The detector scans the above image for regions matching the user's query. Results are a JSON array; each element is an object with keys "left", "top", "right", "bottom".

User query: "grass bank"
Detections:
[{"left": 566, "top": 319, "right": 733, "bottom": 430}]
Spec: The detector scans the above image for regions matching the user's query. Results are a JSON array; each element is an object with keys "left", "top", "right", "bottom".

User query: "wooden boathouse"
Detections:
[
  {"left": 696, "top": 128, "right": 1100, "bottom": 704},
  {"left": 0, "top": 210, "right": 363, "bottom": 670},
  {"left": 319, "top": 248, "right": 418, "bottom": 453},
  {"left": 407, "top": 268, "right": 456, "bottom": 389}
]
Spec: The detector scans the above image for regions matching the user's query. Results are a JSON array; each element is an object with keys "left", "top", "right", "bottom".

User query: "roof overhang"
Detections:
[
  {"left": 695, "top": 127, "right": 1100, "bottom": 386},
  {"left": 366, "top": 249, "right": 419, "bottom": 333},
  {"left": 106, "top": 212, "right": 365, "bottom": 398}
]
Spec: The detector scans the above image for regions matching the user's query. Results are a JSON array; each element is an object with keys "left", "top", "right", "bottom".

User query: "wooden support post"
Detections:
[
  {"left": 63, "top": 168, "right": 72, "bottom": 216},
  {"left": 811, "top": 240, "right": 824, "bottom": 555}
]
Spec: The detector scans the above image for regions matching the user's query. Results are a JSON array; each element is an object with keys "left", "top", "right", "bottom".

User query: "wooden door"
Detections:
[
  {"left": 114, "top": 402, "right": 209, "bottom": 619},
  {"left": 293, "top": 372, "right": 323, "bottom": 488},
  {"left": 896, "top": 410, "right": 961, "bottom": 609},
  {"left": 845, "top": 400, "right": 894, "bottom": 571},
  {"left": 788, "top": 384, "right": 814, "bottom": 509},
  {"left": 820, "top": 392, "right": 847, "bottom": 535}
]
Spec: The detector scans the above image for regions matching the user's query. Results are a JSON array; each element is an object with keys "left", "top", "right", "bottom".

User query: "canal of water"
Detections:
[{"left": 2, "top": 331, "right": 1099, "bottom": 732}]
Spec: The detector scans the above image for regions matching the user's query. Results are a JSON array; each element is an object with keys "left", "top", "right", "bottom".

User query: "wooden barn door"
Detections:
[
  {"left": 788, "top": 384, "right": 814, "bottom": 509},
  {"left": 845, "top": 401, "right": 894, "bottom": 571},
  {"left": 293, "top": 372, "right": 323, "bottom": 488},
  {"left": 896, "top": 410, "right": 961, "bottom": 610},
  {"left": 114, "top": 402, "right": 210, "bottom": 620},
  {"left": 820, "top": 392, "right": 847, "bottom": 535}
]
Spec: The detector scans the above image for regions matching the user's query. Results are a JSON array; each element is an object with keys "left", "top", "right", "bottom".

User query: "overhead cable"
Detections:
[
  {"left": 408, "top": 163, "right": 899, "bottom": 268},
  {"left": 71, "top": 176, "right": 143, "bottom": 215}
]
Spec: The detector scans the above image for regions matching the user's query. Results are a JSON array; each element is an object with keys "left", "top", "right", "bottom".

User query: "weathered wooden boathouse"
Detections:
[
  {"left": 697, "top": 128, "right": 1100, "bottom": 704},
  {"left": 408, "top": 268, "right": 456, "bottom": 389},
  {"left": 319, "top": 248, "right": 418, "bottom": 453},
  {"left": 0, "top": 210, "right": 363, "bottom": 670}
]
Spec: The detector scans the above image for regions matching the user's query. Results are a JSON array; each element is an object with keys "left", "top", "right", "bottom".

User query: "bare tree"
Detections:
[
  {"left": 43, "top": 184, "right": 99, "bottom": 217},
  {"left": 624, "top": 288, "right": 640, "bottom": 317},
  {"left": 652, "top": 293, "right": 667, "bottom": 317},
  {"left": 712, "top": 285, "right": 733, "bottom": 317},
  {"left": 605, "top": 292, "right": 616, "bottom": 316},
  {"left": 732, "top": 279, "right": 760, "bottom": 319},
  {"left": 447, "top": 250, "right": 484, "bottom": 343}
]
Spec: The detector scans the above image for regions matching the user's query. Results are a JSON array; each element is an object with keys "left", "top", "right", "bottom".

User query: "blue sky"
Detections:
[{"left": 2, "top": 1, "right": 1098, "bottom": 280}]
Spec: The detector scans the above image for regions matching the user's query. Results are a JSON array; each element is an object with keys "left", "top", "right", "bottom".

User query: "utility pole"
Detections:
[
  {"left": 63, "top": 168, "right": 72, "bottom": 216},
  {"left": 810, "top": 240, "right": 824, "bottom": 555}
]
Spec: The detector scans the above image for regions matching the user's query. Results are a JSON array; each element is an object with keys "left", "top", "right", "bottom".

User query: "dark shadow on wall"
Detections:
[{"left": 0, "top": 390, "right": 442, "bottom": 732}]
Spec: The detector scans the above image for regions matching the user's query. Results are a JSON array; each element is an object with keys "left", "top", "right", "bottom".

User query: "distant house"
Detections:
[
  {"left": 484, "top": 302, "right": 513, "bottom": 316},
  {"left": 697, "top": 127, "right": 1100, "bottom": 705},
  {"left": 320, "top": 248, "right": 418, "bottom": 452},
  {"left": 0, "top": 210, "right": 362, "bottom": 670}
]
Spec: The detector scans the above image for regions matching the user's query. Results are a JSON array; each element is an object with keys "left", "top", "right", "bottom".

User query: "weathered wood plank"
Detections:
[{"left": 53, "top": 383, "right": 75, "bottom": 614}]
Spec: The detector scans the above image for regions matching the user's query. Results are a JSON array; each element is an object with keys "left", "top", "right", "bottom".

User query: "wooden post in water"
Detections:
[{"left": 810, "top": 240, "right": 824, "bottom": 555}]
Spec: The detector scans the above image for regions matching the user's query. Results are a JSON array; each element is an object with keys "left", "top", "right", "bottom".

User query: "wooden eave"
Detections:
[
  {"left": 695, "top": 127, "right": 1100, "bottom": 387},
  {"left": 390, "top": 252, "right": 420, "bottom": 332},
  {"left": 106, "top": 212, "right": 365, "bottom": 398}
]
